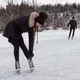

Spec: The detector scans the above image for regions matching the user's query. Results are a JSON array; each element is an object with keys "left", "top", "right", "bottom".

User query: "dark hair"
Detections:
[{"left": 72, "top": 16, "right": 75, "bottom": 19}]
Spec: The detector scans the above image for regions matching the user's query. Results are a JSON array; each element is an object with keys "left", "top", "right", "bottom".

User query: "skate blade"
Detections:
[
  {"left": 30, "top": 67, "right": 34, "bottom": 72},
  {"left": 16, "top": 68, "right": 20, "bottom": 74}
]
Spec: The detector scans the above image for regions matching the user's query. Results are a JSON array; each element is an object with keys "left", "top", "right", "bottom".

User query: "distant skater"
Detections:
[{"left": 68, "top": 16, "right": 77, "bottom": 39}]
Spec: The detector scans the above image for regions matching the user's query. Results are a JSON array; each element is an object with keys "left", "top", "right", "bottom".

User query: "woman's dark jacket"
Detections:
[{"left": 3, "top": 15, "right": 35, "bottom": 53}]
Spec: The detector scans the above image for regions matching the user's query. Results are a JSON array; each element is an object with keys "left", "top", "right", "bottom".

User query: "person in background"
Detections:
[{"left": 68, "top": 16, "right": 77, "bottom": 39}]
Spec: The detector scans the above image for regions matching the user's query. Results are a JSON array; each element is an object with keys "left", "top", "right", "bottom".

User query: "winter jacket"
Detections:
[
  {"left": 3, "top": 12, "right": 39, "bottom": 54},
  {"left": 3, "top": 12, "right": 39, "bottom": 38},
  {"left": 68, "top": 19, "right": 77, "bottom": 29}
]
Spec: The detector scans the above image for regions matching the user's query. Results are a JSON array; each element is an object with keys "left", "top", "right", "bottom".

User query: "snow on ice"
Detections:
[{"left": 0, "top": 29, "right": 80, "bottom": 80}]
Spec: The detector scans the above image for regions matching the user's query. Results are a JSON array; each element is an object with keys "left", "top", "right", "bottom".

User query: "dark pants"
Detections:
[
  {"left": 9, "top": 36, "right": 30, "bottom": 61},
  {"left": 68, "top": 28, "right": 75, "bottom": 39}
]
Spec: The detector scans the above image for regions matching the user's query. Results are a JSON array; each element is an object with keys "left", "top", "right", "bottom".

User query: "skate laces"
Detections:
[{"left": 28, "top": 58, "right": 34, "bottom": 67}]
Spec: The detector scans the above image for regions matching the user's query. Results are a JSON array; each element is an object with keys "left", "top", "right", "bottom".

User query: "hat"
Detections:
[
  {"left": 39, "top": 12, "right": 48, "bottom": 20},
  {"left": 35, "top": 12, "right": 48, "bottom": 25},
  {"left": 72, "top": 16, "right": 75, "bottom": 19}
]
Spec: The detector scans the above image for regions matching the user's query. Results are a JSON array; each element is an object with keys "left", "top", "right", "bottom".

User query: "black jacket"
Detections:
[
  {"left": 3, "top": 16, "right": 34, "bottom": 38},
  {"left": 68, "top": 19, "right": 77, "bottom": 29},
  {"left": 3, "top": 15, "right": 35, "bottom": 53}
]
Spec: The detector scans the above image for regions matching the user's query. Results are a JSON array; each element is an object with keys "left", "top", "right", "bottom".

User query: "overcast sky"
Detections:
[{"left": 0, "top": 0, "right": 80, "bottom": 8}]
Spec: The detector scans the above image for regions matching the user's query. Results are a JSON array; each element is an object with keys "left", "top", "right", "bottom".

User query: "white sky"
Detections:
[{"left": 0, "top": 0, "right": 80, "bottom": 8}]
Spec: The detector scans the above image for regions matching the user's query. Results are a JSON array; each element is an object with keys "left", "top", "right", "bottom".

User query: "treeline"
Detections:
[{"left": 0, "top": 2, "right": 80, "bottom": 31}]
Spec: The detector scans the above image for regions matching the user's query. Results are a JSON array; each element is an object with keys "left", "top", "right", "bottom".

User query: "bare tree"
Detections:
[
  {"left": 32, "top": 0, "right": 37, "bottom": 11},
  {"left": 4, "top": 0, "right": 14, "bottom": 19}
]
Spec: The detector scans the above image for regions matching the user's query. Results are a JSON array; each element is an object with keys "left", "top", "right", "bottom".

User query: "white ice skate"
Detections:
[
  {"left": 28, "top": 58, "right": 34, "bottom": 72},
  {"left": 15, "top": 61, "right": 20, "bottom": 73}
]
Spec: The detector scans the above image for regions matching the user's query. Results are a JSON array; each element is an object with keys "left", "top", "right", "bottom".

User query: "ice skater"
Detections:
[
  {"left": 68, "top": 16, "right": 77, "bottom": 39},
  {"left": 3, "top": 12, "right": 48, "bottom": 72}
]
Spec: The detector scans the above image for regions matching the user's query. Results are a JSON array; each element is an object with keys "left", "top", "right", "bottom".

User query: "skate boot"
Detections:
[
  {"left": 15, "top": 61, "right": 20, "bottom": 73},
  {"left": 28, "top": 58, "right": 34, "bottom": 72}
]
